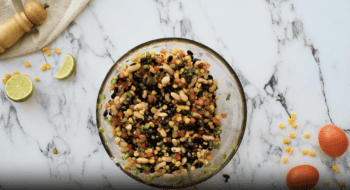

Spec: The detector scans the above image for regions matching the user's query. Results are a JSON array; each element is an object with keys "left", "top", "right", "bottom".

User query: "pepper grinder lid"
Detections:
[{"left": 23, "top": 1, "right": 47, "bottom": 26}]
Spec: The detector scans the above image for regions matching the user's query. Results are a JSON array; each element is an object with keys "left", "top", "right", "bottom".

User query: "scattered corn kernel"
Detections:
[
  {"left": 215, "top": 115, "right": 220, "bottom": 120},
  {"left": 282, "top": 157, "right": 288, "bottom": 163},
  {"left": 125, "top": 164, "right": 130, "bottom": 168},
  {"left": 309, "top": 150, "right": 316, "bottom": 157},
  {"left": 338, "top": 180, "right": 344, "bottom": 187},
  {"left": 34, "top": 77, "right": 40, "bottom": 81},
  {"left": 332, "top": 165, "right": 340, "bottom": 174},
  {"left": 291, "top": 123, "right": 298, "bottom": 128},
  {"left": 195, "top": 70, "right": 199, "bottom": 74},
  {"left": 279, "top": 123, "right": 285, "bottom": 129},
  {"left": 151, "top": 107, "right": 158, "bottom": 114},
  {"left": 291, "top": 113, "right": 296, "bottom": 120},
  {"left": 128, "top": 118, "right": 133, "bottom": 123},
  {"left": 158, "top": 83, "right": 162, "bottom": 89},
  {"left": 116, "top": 131, "right": 122, "bottom": 137},
  {"left": 289, "top": 148, "right": 294, "bottom": 155},
  {"left": 41, "top": 47, "right": 49, "bottom": 52},
  {"left": 54, "top": 48, "right": 61, "bottom": 54},
  {"left": 4, "top": 74, "right": 11, "bottom": 79},
  {"left": 165, "top": 165, "right": 170, "bottom": 170},
  {"left": 289, "top": 132, "right": 296, "bottom": 138},
  {"left": 174, "top": 125, "right": 178, "bottom": 132},
  {"left": 173, "top": 84, "right": 178, "bottom": 88},
  {"left": 194, "top": 87, "right": 200, "bottom": 93},
  {"left": 323, "top": 180, "right": 329, "bottom": 186},
  {"left": 45, "top": 49, "right": 51, "bottom": 56},
  {"left": 116, "top": 127, "right": 121, "bottom": 132},
  {"left": 2, "top": 78, "right": 8, "bottom": 84},
  {"left": 302, "top": 149, "right": 308, "bottom": 155},
  {"left": 304, "top": 132, "right": 310, "bottom": 138},
  {"left": 215, "top": 96, "right": 219, "bottom": 100},
  {"left": 285, "top": 146, "right": 291, "bottom": 152},
  {"left": 40, "top": 65, "right": 47, "bottom": 71},
  {"left": 176, "top": 107, "right": 182, "bottom": 112},
  {"left": 283, "top": 138, "right": 291, "bottom": 144},
  {"left": 13, "top": 71, "right": 19, "bottom": 75},
  {"left": 24, "top": 61, "right": 31, "bottom": 67},
  {"left": 288, "top": 118, "right": 294, "bottom": 124},
  {"left": 163, "top": 138, "right": 167, "bottom": 143},
  {"left": 177, "top": 117, "right": 182, "bottom": 122}
]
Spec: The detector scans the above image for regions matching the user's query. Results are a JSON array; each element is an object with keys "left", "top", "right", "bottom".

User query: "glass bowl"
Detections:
[{"left": 96, "top": 38, "right": 247, "bottom": 189}]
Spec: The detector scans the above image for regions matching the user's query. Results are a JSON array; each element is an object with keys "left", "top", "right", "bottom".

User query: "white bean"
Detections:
[
  {"left": 134, "top": 151, "right": 139, "bottom": 157},
  {"left": 181, "top": 157, "right": 187, "bottom": 165},
  {"left": 179, "top": 90, "right": 188, "bottom": 102},
  {"left": 180, "top": 137, "right": 188, "bottom": 142},
  {"left": 158, "top": 112, "right": 168, "bottom": 117},
  {"left": 172, "top": 139, "right": 178, "bottom": 146},
  {"left": 165, "top": 93, "right": 171, "bottom": 102},
  {"left": 153, "top": 169, "right": 166, "bottom": 177},
  {"left": 171, "top": 147, "right": 181, "bottom": 153},
  {"left": 126, "top": 64, "right": 141, "bottom": 72},
  {"left": 110, "top": 105, "right": 117, "bottom": 115},
  {"left": 134, "top": 111, "right": 144, "bottom": 120},
  {"left": 161, "top": 76, "right": 170, "bottom": 86},
  {"left": 162, "top": 156, "right": 172, "bottom": 162},
  {"left": 208, "top": 80, "right": 213, "bottom": 85},
  {"left": 134, "top": 102, "right": 148, "bottom": 110},
  {"left": 137, "top": 158, "right": 149, "bottom": 164},
  {"left": 188, "top": 77, "right": 197, "bottom": 88},
  {"left": 114, "top": 137, "right": 121, "bottom": 144},
  {"left": 119, "top": 147, "right": 130, "bottom": 152},
  {"left": 172, "top": 131, "right": 179, "bottom": 138},
  {"left": 120, "top": 93, "right": 127, "bottom": 104},
  {"left": 191, "top": 166, "right": 195, "bottom": 171},
  {"left": 160, "top": 128, "right": 167, "bottom": 137},
  {"left": 192, "top": 112, "right": 202, "bottom": 119},
  {"left": 155, "top": 162, "right": 167, "bottom": 171},
  {"left": 170, "top": 92, "right": 181, "bottom": 101},
  {"left": 119, "top": 141, "right": 128, "bottom": 148},
  {"left": 202, "top": 135, "right": 215, "bottom": 141},
  {"left": 198, "top": 78, "right": 208, "bottom": 84},
  {"left": 142, "top": 90, "right": 148, "bottom": 99},
  {"left": 114, "top": 96, "right": 120, "bottom": 104},
  {"left": 162, "top": 64, "right": 175, "bottom": 75},
  {"left": 194, "top": 60, "right": 208, "bottom": 67},
  {"left": 209, "top": 80, "right": 218, "bottom": 92},
  {"left": 125, "top": 124, "right": 132, "bottom": 131},
  {"left": 163, "top": 174, "right": 175, "bottom": 179}
]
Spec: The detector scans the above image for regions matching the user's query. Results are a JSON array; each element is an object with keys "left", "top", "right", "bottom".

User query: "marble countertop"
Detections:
[{"left": 1, "top": 0, "right": 349, "bottom": 189}]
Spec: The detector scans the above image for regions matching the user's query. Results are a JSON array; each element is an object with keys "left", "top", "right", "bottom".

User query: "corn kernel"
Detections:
[
  {"left": 304, "top": 132, "right": 310, "bottom": 138},
  {"left": 197, "top": 152, "right": 201, "bottom": 158},
  {"left": 180, "top": 68, "right": 184, "bottom": 74},
  {"left": 163, "top": 138, "right": 167, "bottom": 143},
  {"left": 198, "top": 158, "right": 204, "bottom": 162},
  {"left": 175, "top": 161, "right": 181, "bottom": 167},
  {"left": 149, "top": 122, "right": 155, "bottom": 127},
  {"left": 193, "top": 134, "right": 198, "bottom": 139},
  {"left": 289, "top": 132, "right": 296, "bottom": 138},
  {"left": 125, "top": 164, "right": 130, "bottom": 168},
  {"left": 24, "top": 61, "right": 31, "bottom": 67},
  {"left": 116, "top": 131, "right": 122, "bottom": 137},
  {"left": 283, "top": 138, "right": 290, "bottom": 144},
  {"left": 338, "top": 181, "right": 344, "bottom": 187},
  {"left": 185, "top": 131, "right": 190, "bottom": 138},
  {"left": 40, "top": 65, "right": 47, "bottom": 71},
  {"left": 282, "top": 157, "right": 288, "bottom": 163},
  {"left": 176, "top": 117, "right": 182, "bottom": 122},
  {"left": 169, "top": 121, "right": 174, "bottom": 127},
  {"left": 215, "top": 115, "right": 221, "bottom": 120},
  {"left": 195, "top": 70, "right": 199, "bottom": 74},
  {"left": 332, "top": 165, "right": 340, "bottom": 173},
  {"left": 45, "top": 50, "right": 51, "bottom": 56},
  {"left": 289, "top": 148, "right": 294, "bottom": 155},
  {"left": 174, "top": 73, "right": 179, "bottom": 78},
  {"left": 139, "top": 110, "right": 144, "bottom": 115},
  {"left": 131, "top": 86, "right": 136, "bottom": 91},
  {"left": 129, "top": 91, "right": 135, "bottom": 96},
  {"left": 179, "top": 78, "right": 185, "bottom": 84},
  {"left": 197, "top": 83, "right": 202, "bottom": 88},
  {"left": 13, "top": 71, "right": 20, "bottom": 75},
  {"left": 172, "top": 159, "right": 176, "bottom": 164},
  {"left": 41, "top": 47, "right": 49, "bottom": 52},
  {"left": 291, "top": 113, "right": 296, "bottom": 120},
  {"left": 150, "top": 159, "right": 155, "bottom": 164},
  {"left": 194, "top": 88, "right": 200, "bottom": 93},
  {"left": 156, "top": 147, "right": 161, "bottom": 151},
  {"left": 291, "top": 123, "right": 298, "bottom": 128},
  {"left": 147, "top": 148, "right": 152, "bottom": 152},
  {"left": 172, "top": 84, "right": 178, "bottom": 88},
  {"left": 151, "top": 107, "right": 158, "bottom": 114},
  {"left": 34, "top": 77, "right": 40, "bottom": 81},
  {"left": 124, "top": 72, "right": 129, "bottom": 77},
  {"left": 302, "top": 149, "right": 308, "bottom": 155},
  {"left": 2, "top": 78, "right": 8, "bottom": 84},
  {"left": 309, "top": 150, "right": 316, "bottom": 157},
  {"left": 152, "top": 91, "right": 157, "bottom": 95},
  {"left": 323, "top": 181, "right": 329, "bottom": 186},
  {"left": 288, "top": 118, "right": 294, "bottom": 124},
  {"left": 172, "top": 48, "right": 179, "bottom": 54},
  {"left": 210, "top": 105, "right": 215, "bottom": 111},
  {"left": 186, "top": 101, "right": 191, "bottom": 106},
  {"left": 185, "top": 118, "right": 191, "bottom": 125},
  {"left": 158, "top": 157, "right": 162, "bottom": 162},
  {"left": 136, "top": 99, "right": 141, "bottom": 103},
  {"left": 128, "top": 118, "right": 134, "bottom": 124},
  {"left": 200, "top": 69, "right": 205, "bottom": 73},
  {"left": 285, "top": 146, "right": 291, "bottom": 152},
  {"left": 158, "top": 83, "right": 162, "bottom": 88},
  {"left": 54, "top": 48, "right": 61, "bottom": 54},
  {"left": 127, "top": 109, "right": 133, "bottom": 115},
  {"left": 165, "top": 165, "right": 170, "bottom": 170},
  {"left": 116, "top": 127, "right": 121, "bottom": 132},
  {"left": 176, "top": 107, "right": 182, "bottom": 112},
  {"left": 153, "top": 150, "right": 158, "bottom": 154},
  {"left": 162, "top": 105, "right": 168, "bottom": 110},
  {"left": 4, "top": 74, "right": 11, "bottom": 79},
  {"left": 279, "top": 123, "right": 285, "bottom": 129}
]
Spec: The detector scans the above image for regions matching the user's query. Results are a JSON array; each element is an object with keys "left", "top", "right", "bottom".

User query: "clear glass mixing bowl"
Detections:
[{"left": 96, "top": 38, "right": 247, "bottom": 189}]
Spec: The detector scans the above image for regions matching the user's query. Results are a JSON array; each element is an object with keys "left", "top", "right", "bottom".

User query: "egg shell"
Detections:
[
  {"left": 286, "top": 165, "right": 319, "bottom": 190},
  {"left": 318, "top": 124, "right": 349, "bottom": 157}
]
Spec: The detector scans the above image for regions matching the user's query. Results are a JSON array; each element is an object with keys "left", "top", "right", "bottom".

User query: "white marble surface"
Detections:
[{"left": 1, "top": 0, "right": 350, "bottom": 189}]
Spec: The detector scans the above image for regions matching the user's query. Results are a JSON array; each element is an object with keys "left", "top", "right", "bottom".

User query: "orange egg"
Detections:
[
  {"left": 318, "top": 124, "right": 349, "bottom": 157},
  {"left": 286, "top": 165, "right": 319, "bottom": 190}
]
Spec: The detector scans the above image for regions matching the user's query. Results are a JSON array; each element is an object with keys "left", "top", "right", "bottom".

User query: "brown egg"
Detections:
[{"left": 286, "top": 165, "right": 319, "bottom": 190}]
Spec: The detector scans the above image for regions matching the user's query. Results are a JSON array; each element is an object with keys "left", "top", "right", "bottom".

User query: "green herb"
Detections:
[
  {"left": 203, "top": 170, "right": 209, "bottom": 176},
  {"left": 99, "top": 94, "right": 106, "bottom": 100},
  {"left": 139, "top": 147, "right": 145, "bottom": 152},
  {"left": 146, "top": 52, "right": 151, "bottom": 57},
  {"left": 130, "top": 58, "right": 136, "bottom": 62},
  {"left": 53, "top": 148, "right": 58, "bottom": 154},
  {"left": 142, "top": 65, "right": 150, "bottom": 70},
  {"left": 107, "top": 120, "right": 113, "bottom": 125},
  {"left": 154, "top": 55, "right": 158, "bottom": 59},
  {"left": 216, "top": 142, "right": 221, "bottom": 150},
  {"left": 231, "top": 145, "right": 238, "bottom": 150},
  {"left": 131, "top": 165, "right": 140, "bottom": 174},
  {"left": 150, "top": 76, "right": 157, "bottom": 85},
  {"left": 121, "top": 118, "right": 127, "bottom": 123},
  {"left": 141, "top": 52, "right": 145, "bottom": 55},
  {"left": 171, "top": 64, "right": 176, "bottom": 69},
  {"left": 142, "top": 165, "right": 150, "bottom": 171},
  {"left": 145, "top": 175, "right": 153, "bottom": 182},
  {"left": 187, "top": 163, "right": 191, "bottom": 171},
  {"left": 112, "top": 76, "right": 119, "bottom": 80},
  {"left": 212, "top": 166, "right": 220, "bottom": 172},
  {"left": 226, "top": 93, "right": 231, "bottom": 100},
  {"left": 196, "top": 105, "right": 202, "bottom": 110},
  {"left": 113, "top": 135, "right": 118, "bottom": 139},
  {"left": 123, "top": 101, "right": 128, "bottom": 105},
  {"left": 204, "top": 152, "right": 207, "bottom": 158},
  {"left": 217, "top": 129, "right": 222, "bottom": 135},
  {"left": 161, "top": 144, "right": 167, "bottom": 150},
  {"left": 98, "top": 127, "right": 105, "bottom": 133},
  {"left": 122, "top": 128, "right": 126, "bottom": 132},
  {"left": 209, "top": 141, "right": 213, "bottom": 149},
  {"left": 144, "top": 123, "right": 149, "bottom": 129},
  {"left": 121, "top": 153, "right": 130, "bottom": 160},
  {"left": 140, "top": 127, "right": 144, "bottom": 133},
  {"left": 127, "top": 92, "right": 132, "bottom": 98},
  {"left": 222, "top": 153, "right": 227, "bottom": 159},
  {"left": 97, "top": 104, "right": 102, "bottom": 110},
  {"left": 110, "top": 79, "right": 117, "bottom": 86},
  {"left": 103, "top": 117, "right": 108, "bottom": 121},
  {"left": 204, "top": 162, "right": 211, "bottom": 168}
]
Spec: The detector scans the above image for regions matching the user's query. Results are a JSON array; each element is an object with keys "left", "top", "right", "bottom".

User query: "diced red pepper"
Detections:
[
  {"left": 191, "top": 117, "right": 196, "bottom": 123},
  {"left": 127, "top": 144, "right": 133, "bottom": 148},
  {"left": 221, "top": 113, "right": 227, "bottom": 118},
  {"left": 154, "top": 66, "right": 160, "bottom": 72},
  {"left": 146, "top": 153, "right": 153, "bottom": 158},
  {"left": 105, "top": 103, "right": 110, "bottom": 110},
  {"left": 119, "top": 72, "right": 125, "bottom": 78},
  {"left": 160, "top": 49, "right": 166, "bottom": 54},
  {"left": 191, "top": 107, "right": 198, "bottom": 112},
  {"left": 139, "top": 68, "right": 146, "bottom": 73},
  {"left": 124, "top": 167, "right": 131, "bottom": 171},
  {"left": 197, "top": 134, "right": 202, "bottom": 139},
  {"left": 117, "top": 112, "right": 123, "bottom": 118},
  {"left": 179, "top": 130, "right": 186, "bottom": 137},
  {"left": 141, "top": 143, "right": 146, "bottom": 148},
  {"left": 178, "top": 51, "right": 184, "bottom": 58},
  {"left": 156, "top": 57, "right": 164, "bottom": 64},
  {"left": 211, "top": 117, "right": 221, "bottom": 125},
  {"left": 167, "top": 137, "right": 172, "bottom": 142},
  {"left": 136, "top": 123, "right": 141, "bottom": 128},
  {"left": 148, "top": 96, "right": 155, "bottom": 103},
  {"left": 207, "top": 151, "right": 212, "bottom": 156},
  {"left": 203, "top": 100, "right": 209, "bottom": 106},
  {"left": 174, "top": 78, "right": 180, "bottom": 83},
  {"left": 133, "top": 132, "right": 140, "bottom": 138},
  {"left": 196, "top": 98, "right": 204, "bottom": 106},
  {"left": 144, "top": 170, "right": 149, "bottom": 174},
  {"left": 206, "top": 155, "right": 213, "bottom": 161},
  {"left": 170, "top": 59, "right": 176, "bottom": 64},
  {"left": 139, "top": 135, "right": 146, "bottom": 140},
  {"left": 189, "top": 94, "right": 197, "bottom": 101},
  {"left": 128, "top": 149, "right": 134, "bottom": 155},
  {"left": 121, "top": 132, "right": 128, "bottom": 139},
  {"left": 198, "top": 130, "right": 205, "bottom": 135},
  {"left": 130, "top": 160, "right": 137, "bottom": 166},
  {"left": 203, "top": 64, "right": 210, "bottom": 72},
  {"left": 175, "top": 154, "right": 181, "bottom": 161},
  {"left": 173, "top": 99, "right": 178, "bottom": 104},
  {"left": 122, "top": 82, "right": 128, "bottom": 89},
  {"left": 111, "top": 116, "right": 118, "bottom": 121}
]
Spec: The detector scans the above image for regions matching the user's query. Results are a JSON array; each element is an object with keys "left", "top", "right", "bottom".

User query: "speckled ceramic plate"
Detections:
[{"left": 96, "top": 38, "right": 247, "bottom": 189}]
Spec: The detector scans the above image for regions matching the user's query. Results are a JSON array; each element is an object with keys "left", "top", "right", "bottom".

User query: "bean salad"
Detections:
[{"left": 103, "top": 48, "right": 222, "bottom": 179}]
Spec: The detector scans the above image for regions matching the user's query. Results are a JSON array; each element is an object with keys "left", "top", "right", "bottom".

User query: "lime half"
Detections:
[
  {"left": 55, "top": 53, "right": 76, "bottom": 79},
  {"left": 5, "top": 75, "right": 34, "bottom": 102}
]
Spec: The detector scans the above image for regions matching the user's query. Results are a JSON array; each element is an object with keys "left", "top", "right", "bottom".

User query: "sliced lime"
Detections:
[
  {"left": 5, "top": 75, "right": 34, "bottom": 102},
  {"left": 55, "top": 53, "right": 76, "bottom": 79}
]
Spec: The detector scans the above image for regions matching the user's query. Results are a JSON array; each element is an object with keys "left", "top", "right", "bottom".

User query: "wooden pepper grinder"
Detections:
[{"left": 0, "top": 1, "right": 47, "bottom": 54}]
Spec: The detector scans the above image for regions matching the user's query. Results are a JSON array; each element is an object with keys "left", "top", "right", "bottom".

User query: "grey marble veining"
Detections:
[{"left": 0, "top": 0, "right": 349, "bottom": 189}]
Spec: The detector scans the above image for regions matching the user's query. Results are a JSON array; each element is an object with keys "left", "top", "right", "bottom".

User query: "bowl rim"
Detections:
[{"left": 96, "top": 37, "right": 247, "bottom": 189}]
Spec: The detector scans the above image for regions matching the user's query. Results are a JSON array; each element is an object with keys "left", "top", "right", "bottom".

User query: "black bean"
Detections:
[
  {"left": 157, "top": 151, "right": 164, "bottom": 157},
  {"left": 103, "top": 110, "right": 108, "bottom": 117},
  {"left": 208, "top": 75, "right": 213, "bottom": 80},
  {"left": 167, "top": 56, "right": 173, "bottom": 63},
  {"left": 193, "top": 58, "right": 200, "bottom": 64},
  {"left": 109, "top": 111, "right": 113, "bottom": 116},
  {"left": 191, "top": 55, "right": 194, "bottom": 61},
  {"left": 187, "top": 50, "right": 193, "bottom": 55},
  {"left": 223, "top": 174, "right": 230, "bottom": 182},
  {"left": 150, "top": 167, "right": 155, "bottom": 173},
  {"left": 130, "top": 63, "right": 136, "bottom": 66}
]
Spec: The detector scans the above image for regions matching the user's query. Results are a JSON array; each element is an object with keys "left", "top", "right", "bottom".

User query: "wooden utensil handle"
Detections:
[{"left": 0, "top": 1, "right": 47, "bottom": 54}]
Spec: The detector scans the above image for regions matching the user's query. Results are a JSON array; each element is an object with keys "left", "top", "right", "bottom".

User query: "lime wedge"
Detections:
[
  {"left": 5, "top": 74, "right": 34, "bottom": 102},
  {"left": 55, "top": 53, "right": 76, "bottom": 79}
]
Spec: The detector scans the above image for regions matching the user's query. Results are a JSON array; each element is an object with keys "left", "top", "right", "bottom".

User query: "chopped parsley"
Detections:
[
  {"left": 99, "top": 94, "right": 106, "bottom": 100},
  {"left": 222, "top": 153, "right": 227, "bottom": 159},
  {"left": 98, "top": 127, "right": 105, "bottom": 133},
  {"left": 226, "top": 93, "right": 231, "bottom": 100}
]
